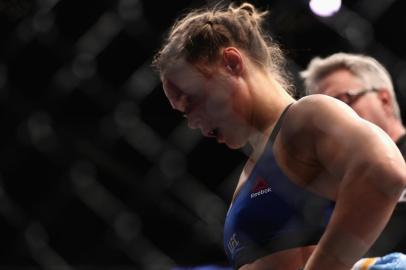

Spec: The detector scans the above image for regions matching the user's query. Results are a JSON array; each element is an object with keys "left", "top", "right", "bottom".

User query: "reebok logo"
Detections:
[{"left": 250, "top": 176, "right": 272, "bottom": 198}]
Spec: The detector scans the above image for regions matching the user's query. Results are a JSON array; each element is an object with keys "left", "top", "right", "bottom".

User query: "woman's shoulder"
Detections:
[
  {"left": 279, "top": 94, "right": 360, "bottom": 144},
  {"left": 287, "top": 94, "right": 358, "bottom": 124},
  {"left": 293, "top": 94, "right": 345, "bottom": 111}
]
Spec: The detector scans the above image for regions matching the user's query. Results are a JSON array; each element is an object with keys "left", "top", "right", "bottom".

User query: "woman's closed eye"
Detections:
[{"left": 179, "top": 93, "right": 196, "bottom": 114}]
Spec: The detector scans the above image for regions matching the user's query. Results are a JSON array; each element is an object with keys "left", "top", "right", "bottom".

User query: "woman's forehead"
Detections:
[{"left": 163, "top": 59, "right": 206, "bottom": 88}]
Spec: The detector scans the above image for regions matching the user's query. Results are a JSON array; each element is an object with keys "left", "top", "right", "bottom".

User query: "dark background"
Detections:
[{"left": 1, "top": 0, "right": 406, "bottom": 269}]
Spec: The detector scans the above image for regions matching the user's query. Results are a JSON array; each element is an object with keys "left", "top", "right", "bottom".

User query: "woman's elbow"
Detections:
[{"left": 375, "top": 160, "right": 406, "bottom": 199}]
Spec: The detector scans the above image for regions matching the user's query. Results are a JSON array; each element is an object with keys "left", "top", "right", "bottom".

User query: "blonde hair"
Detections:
[
  {"left": 301, "top": 53, "right": 401, "bottom": 119},
  {"left": 152, "top": 2, "right": 292, "bottom": 94}
]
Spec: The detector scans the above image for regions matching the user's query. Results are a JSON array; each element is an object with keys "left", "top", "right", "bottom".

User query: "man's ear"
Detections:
[
  {"left": 222, "top": 47, "right": 244, "bottom": 76},
  {"left": 377, "top": 88, "right": 393, "bottom": 114}
]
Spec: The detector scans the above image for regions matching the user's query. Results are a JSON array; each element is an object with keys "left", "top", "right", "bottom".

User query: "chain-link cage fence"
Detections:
[{"left": 1, "top": 0, "right": 406, "bottom": 269}]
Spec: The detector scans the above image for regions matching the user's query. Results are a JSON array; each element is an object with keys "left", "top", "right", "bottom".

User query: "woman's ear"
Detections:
[{"left": 223, "top": 47, "right": 244, "bottom": 76}]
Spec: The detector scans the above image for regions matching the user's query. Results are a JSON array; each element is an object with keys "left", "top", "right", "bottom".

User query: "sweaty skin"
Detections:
[
  {"left": 162, "top": 52, "right": 406, "bottom": 270},
  {"left": 233, "top": 96, "right": 406, "bottom": 270},
  {"left": 310, "top": 68, "right": 406, "bottom": 143}
]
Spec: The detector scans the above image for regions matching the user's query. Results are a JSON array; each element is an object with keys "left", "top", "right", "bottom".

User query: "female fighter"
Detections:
[{"left": 152, "top": 3, "right": 406, "bottom": 270}]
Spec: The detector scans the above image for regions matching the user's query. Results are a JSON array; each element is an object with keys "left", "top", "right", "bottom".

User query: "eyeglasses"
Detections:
[{"left": 333, "top": 88, "right": 379, "bottom": 105}]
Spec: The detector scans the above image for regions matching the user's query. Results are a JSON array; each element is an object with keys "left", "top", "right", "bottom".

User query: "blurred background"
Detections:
[{"left": 1, "top": 0, "right": 406, "bottom": 269}]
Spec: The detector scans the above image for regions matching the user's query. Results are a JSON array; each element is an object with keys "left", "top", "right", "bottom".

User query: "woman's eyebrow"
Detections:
[{"left": 165, "top": 79, "right": 186, "bottom": 98}]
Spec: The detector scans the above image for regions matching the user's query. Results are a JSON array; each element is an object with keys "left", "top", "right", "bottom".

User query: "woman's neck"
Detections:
[{"left": 246, "top": 71, "right": 295, "bottom": 162}]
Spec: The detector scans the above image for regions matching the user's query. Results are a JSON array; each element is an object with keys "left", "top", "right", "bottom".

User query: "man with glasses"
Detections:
[{"left": 301, "top": 52, "right": 406, "bottom": 257}]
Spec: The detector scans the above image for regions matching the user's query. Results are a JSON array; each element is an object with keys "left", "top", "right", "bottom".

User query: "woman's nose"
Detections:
[{"left": 187, "top": 116, "right": 200, "bottom": 129}]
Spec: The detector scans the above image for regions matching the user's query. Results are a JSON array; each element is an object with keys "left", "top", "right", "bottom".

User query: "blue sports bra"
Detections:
[{"left": 223, "top": 104, "right": 334, "bottom": 269}]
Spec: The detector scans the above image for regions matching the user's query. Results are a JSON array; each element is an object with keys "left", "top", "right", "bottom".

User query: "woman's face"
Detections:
[{"left": 162, "top": 58, "right": 252, "bottom": 149}]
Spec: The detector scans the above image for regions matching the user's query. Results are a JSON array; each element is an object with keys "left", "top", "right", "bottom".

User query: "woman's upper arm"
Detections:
[
  {"left": 291, "top": 97, "right": 406, "bottom": 270},
  {"left": 284, "top": 95, "right": 406, "bottom": 194}
]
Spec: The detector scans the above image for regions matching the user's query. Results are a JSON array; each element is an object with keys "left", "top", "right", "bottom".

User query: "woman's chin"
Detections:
[{"left": 223, "top": 139, "right": 245, "bottom": 150}]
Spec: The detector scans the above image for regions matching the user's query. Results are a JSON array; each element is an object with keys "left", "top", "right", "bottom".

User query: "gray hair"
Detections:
[{"left": 300, "top": 52, "right": 401, "bottom": 119}]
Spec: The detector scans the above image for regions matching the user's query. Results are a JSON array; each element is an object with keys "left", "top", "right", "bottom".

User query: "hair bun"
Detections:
[
  {"left": 228, "top": 2, "right": 268, "bottom": 24},
  {"left": 239, "top": 3, "right": 255, "bottom": 16}
]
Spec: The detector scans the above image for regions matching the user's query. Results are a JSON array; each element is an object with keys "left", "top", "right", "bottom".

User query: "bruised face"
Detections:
[
  {"left": 313, "top": 68, "right": 388, "bottom": 129},
  {"left": 161, "top": 58, "right": 252, "bottom": 149}
]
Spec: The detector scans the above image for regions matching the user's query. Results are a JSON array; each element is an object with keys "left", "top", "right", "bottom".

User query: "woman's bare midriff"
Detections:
[{"left": 239, "top": 245, "right": 317, "bottom": 270}]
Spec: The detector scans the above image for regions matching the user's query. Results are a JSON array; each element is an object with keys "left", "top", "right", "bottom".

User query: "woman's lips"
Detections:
[{"left": 217, "top": 130, "right": 224, "bottom": 143}]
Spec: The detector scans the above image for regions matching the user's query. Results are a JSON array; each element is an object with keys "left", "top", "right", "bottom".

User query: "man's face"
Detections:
[{"left": 312, "top": 68, "right": 387, "bottom": 129}]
